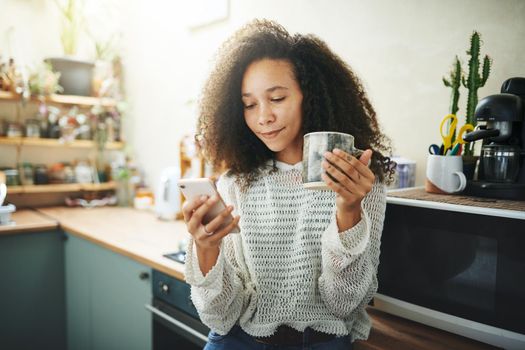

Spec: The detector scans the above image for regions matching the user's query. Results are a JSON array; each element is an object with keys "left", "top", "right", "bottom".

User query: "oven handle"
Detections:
[{"left": 144, "top": 304, "right": 209, "bottom": 343}]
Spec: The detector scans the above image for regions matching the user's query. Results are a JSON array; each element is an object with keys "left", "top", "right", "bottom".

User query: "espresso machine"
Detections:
[{"left": 463, "top": 77, "right": 525, "bottom": 200}]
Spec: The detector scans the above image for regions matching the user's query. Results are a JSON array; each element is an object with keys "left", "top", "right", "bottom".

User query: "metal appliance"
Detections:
[
  {"left": 154, "top": 167, "right": 181, "bottom": 220},
  {"left": 376, "top": 200, "right": 525, "bottom": 349},
  {"left": 145, "top": 270, "right": 209, "bottom": 350},
  {"left": 463, "top": 77, "right": 525, "bottom": 199}
]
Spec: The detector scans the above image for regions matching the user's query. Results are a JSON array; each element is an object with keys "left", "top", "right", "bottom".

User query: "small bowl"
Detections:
[{"left": 0, "top": 204, "right": 16, "bottom": 225}]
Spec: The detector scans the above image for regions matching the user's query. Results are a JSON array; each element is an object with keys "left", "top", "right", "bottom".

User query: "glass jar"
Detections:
[
  {"left": 34, "top": 164, "right": 49, "bottom": 185},
  {"left": 6, "top": 122, "right": 22, "bottom": 138},
  {"left": 48, "top": 163, "right": 65, "bottom": 184},
  {"left": 25, "top": 119, "right": 41, "bottom": 138},
  {"left": 63, "top": 163, "right": 76, "bottom": 183},
  {"left": 74, "top": 160, "right": 93, "bottom": 184},
  {"left": 18, "top": 162, "right": 34, "bottom": 185},
  {"left": 4, "top": 169, "right": 21, "bottom": 186}
]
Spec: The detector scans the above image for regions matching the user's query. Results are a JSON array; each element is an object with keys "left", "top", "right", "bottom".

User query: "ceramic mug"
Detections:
[
  {"left": 425, "top": 155, "right": 466, "bottom": 194},
  {"left": 302, "top": 131, "right": 364, "bottom": 190}
]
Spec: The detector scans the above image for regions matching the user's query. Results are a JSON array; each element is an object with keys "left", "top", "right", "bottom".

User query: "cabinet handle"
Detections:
[{"left": 139, "top": 271, "right": 150, "bottom": 280}]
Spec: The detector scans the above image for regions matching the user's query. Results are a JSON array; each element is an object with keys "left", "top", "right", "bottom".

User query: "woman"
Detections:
[{"left": 182, "top": 19, "right": 394, "bottom": 349}]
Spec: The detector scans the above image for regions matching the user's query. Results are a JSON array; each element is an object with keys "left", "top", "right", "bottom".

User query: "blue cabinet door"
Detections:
[
  {"left": 0, "top": 230, "right": 66, "bottom": 350},
  {"left": 90, "top": 241, "right": 152, "bottom": 350},
  {"left": 64, "top": 233, "right": 152, "bottom": 350},
  {"left": 65, "top": 233, "right": 94, "bottom": 350}
]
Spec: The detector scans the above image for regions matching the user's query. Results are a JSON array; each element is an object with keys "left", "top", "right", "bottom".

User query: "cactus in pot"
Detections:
[
  {"left": 461, "top": 31, "right": 492, "bottom": 156},
  {"left": 443, "top": 56, "right": 462, "bottom": 116},
  {"left": 442, "top": 56, "right": 462, "bottom": 143}
]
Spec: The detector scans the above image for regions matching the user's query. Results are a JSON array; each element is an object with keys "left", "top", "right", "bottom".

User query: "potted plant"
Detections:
[
  {"left": 45, "top": 0, "right": 95, "bottom": 96},
  {"left": 443, "top": 31, "right": 491, "bottom": 180},
  {"left": 462, "top": 31, "right": 492, "bottom": 178},
  {"left": 28, "top": 62, "right": 63, "bottom": 97},
  {"left": 442, "top": 56, "right": 462, "bottom": 143}
]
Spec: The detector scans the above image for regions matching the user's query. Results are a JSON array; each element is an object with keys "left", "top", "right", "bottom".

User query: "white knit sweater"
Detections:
[{"left": 184, "top": 160, "right": 386, "bottom": 341}]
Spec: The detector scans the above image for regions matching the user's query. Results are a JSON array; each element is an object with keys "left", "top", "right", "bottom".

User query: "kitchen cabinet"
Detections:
[
  {"left": 65, "top": 233, "right": 152, "bottom": 350},
  {"left": 65, "top": 232, "right": 94, "bottom": 350},
  {"left": 0, "top": 230, "right": 66, "bottom": 350}
]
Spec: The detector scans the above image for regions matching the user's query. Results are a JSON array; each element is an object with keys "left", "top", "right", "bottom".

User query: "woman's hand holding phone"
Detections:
[
  {"left": 182, "top": 194, "right": 240, "bottom": 250},
  {"left": 179, "top": 178, "right": 240, "bottom": 275}
]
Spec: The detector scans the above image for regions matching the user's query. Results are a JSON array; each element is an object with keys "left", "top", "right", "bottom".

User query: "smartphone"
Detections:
[{"left": 177, "top": 178, "right": 240, "bottom": 233}]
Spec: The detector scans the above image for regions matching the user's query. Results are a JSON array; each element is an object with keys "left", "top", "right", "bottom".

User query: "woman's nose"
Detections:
[{"left": 257, "top": 104, "right": 275, "bottom": 125}]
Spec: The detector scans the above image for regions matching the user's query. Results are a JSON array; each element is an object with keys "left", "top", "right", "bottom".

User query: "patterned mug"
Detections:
[{"left": 302, "top": 132, "right": 364, "bottom": 190}]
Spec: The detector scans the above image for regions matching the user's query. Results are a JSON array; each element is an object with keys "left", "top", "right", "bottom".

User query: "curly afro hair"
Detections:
[{"left": 197, "top": 19, "right": 395, "bottom": 186}]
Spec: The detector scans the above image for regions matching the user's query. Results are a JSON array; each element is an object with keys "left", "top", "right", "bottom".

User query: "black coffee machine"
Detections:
[{"left": 463, "top": 77, "right": 525, "bottom": 200}]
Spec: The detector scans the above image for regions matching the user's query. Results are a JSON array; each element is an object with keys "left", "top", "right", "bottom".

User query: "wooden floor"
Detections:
[{"left": 354, "top": 307, "right": 502, "bottom": 350}]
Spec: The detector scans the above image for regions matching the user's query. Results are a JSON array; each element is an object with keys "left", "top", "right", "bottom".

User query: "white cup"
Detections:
[
  {"left": 302, "top": 132, "right": 363, "bottom": 190},
  {"left": 425, "top": 155, "right": 466, "bottom": 194}
]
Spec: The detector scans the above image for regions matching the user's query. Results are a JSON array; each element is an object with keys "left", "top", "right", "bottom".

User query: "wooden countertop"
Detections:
[
  {"left": 37, "top": 206, "right": 188, "bottom": 281},
  {"left": 387, "top": 187, "right": 525, "bottom": 220},
  {"left": 354, "top": 307, "right": 501, "bottom": 350},
  {"left": 0, "top": 209, "right": 58, "bottom": 235}
]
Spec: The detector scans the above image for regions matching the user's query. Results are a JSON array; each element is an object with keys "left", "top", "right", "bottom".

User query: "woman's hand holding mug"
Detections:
[{"left": 322, "top": 148, "right": 375, "bottom": 231}]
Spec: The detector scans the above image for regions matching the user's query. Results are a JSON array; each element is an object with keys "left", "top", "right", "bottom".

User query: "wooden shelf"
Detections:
[
  {"left": 0, "top": 90, "right": 18, "bottom": 101},
  {"left": 7, "top": 182, "right": 117, "bottom": 194},
  {"left": 0, "top": 137, "right": 124, "bottom": 150},
  {"left": 0, "top": 90, "right": 117, "bottom": 107}
]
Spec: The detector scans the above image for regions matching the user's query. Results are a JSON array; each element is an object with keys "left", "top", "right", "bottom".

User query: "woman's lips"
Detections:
[{"left": 259, "top": 127, "right": 285, "bottom": 139}]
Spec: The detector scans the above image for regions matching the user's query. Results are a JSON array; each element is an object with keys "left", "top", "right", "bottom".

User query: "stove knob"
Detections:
[{"left": 159, "top": 282, "right": 170, "bottom": 294}]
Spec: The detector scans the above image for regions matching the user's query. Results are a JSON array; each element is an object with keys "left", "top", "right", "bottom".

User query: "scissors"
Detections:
[
  {"left": 440, "top": 114, "right": 474, "bottom": 154},
  {"left": 428, "top": 143, "right": 444, "bottom": 155},
  {"left": 453, "top": 123, "right": 474, "bottom": 147}
]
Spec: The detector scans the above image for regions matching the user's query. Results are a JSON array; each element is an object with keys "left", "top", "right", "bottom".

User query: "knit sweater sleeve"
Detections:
[
  {"left": 184, "top": 174, "right": 247, "bottom": 335},
  {"left": 318, "top": 181, "right": 386, "bottom": 319}
]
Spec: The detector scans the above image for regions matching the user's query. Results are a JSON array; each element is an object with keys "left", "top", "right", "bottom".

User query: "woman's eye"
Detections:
[
  {"left": 271, "top": 97, "right": 285, "bottom": 103},
  {"left": 244, "top": 104, "right": 255, "bottom": 110}
]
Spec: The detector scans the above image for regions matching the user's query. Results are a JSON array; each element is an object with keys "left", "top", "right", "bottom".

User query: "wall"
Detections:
[{"left": 1, "top": 0, "right": 524, "bottom": 189}]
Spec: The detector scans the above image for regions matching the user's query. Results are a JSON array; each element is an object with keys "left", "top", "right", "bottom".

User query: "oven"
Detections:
[
  {"left": 375, "top": 200, "right": 525, "bottom": 349},
  {"left": 145, "top": 269, "right": 209, "bottom": 350}
]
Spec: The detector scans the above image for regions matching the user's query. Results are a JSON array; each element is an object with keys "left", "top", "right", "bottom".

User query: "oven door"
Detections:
[
  {"left": 376, "top": 203, "right": 525, "bottom": 348},
  {"left": 146, "top": 299, "right": 209, "bottom": 350}
]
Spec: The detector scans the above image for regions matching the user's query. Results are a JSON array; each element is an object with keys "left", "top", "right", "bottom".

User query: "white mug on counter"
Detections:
[{"left": 425, "top": 155, "right": 466, "bottom": 194}]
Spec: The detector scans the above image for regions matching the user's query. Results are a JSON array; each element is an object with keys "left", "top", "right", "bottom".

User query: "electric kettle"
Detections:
[{"left": 154, "top": 167, "right": 181, "bottom": 220}]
